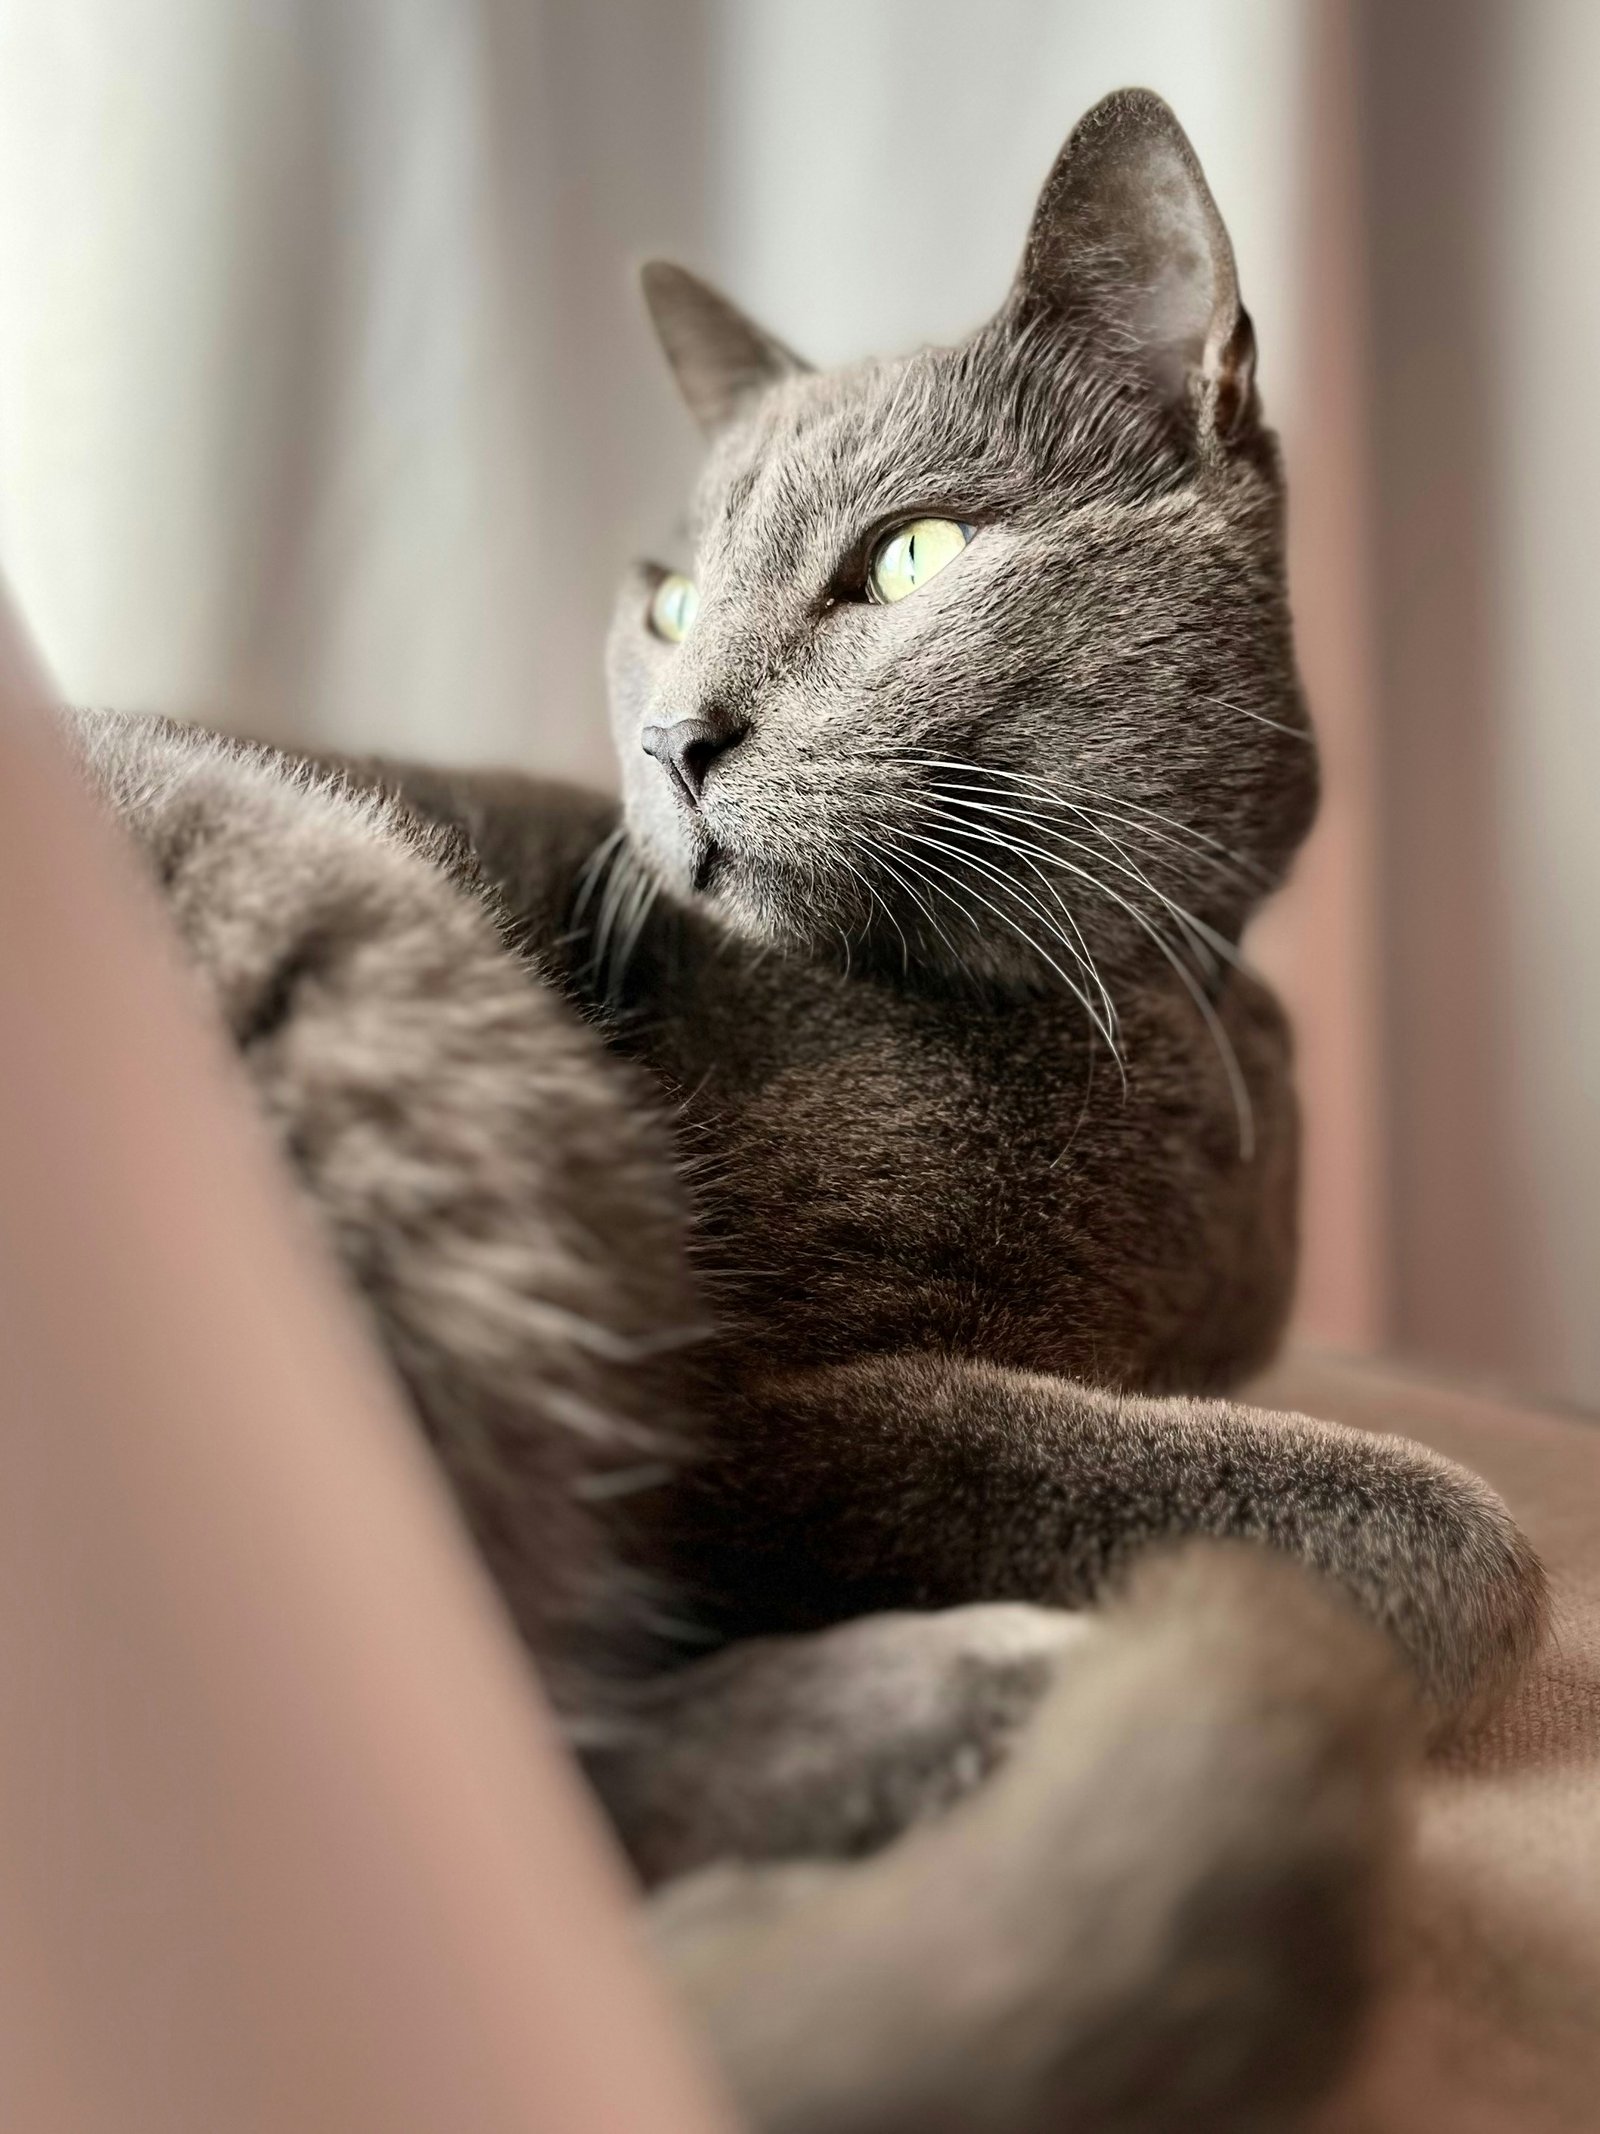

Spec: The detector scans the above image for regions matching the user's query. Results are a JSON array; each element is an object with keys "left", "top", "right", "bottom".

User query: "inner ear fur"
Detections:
[
  {"left": 1010, "top": 87, "right": 1258, "bottom": 442},
  {"left": 641, "top": 260, "right": 810, "bottom": 437}
]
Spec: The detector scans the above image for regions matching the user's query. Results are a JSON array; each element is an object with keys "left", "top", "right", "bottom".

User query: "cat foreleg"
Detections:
[{"left": 686, "top": 1353, "right": 1546, "bottom": 1724}]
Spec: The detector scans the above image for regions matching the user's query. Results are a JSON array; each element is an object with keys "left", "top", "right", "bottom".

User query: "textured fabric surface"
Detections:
[{"left": 1254, "top": 1352, "right": 1600, "bottom": 2133}]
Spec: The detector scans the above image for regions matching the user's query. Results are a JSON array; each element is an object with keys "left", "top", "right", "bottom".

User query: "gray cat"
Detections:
[{"left": 69, "top": 90, "right": 1544, "bottom": 2134}]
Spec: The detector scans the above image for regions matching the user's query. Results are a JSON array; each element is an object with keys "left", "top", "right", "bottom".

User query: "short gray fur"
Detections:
[{"left": 64, "top": 89, "right": 1545, "bottom": 2134}]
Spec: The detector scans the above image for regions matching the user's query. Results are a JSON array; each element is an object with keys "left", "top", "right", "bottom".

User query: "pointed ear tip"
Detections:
[
  {"left": 639, "top": 259, "right": 712, "bottom": 335},
  {"left": 1079, "top": 88, "right": 1203, "bottom": 160},
  {"left": 1079, "top": 86, "right": 1184, "bottom": 134}
]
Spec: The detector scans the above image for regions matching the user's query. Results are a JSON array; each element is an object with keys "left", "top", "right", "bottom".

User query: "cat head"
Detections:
[{"left": 607, "top": 89, "right": 1316, "bottom": 1008}]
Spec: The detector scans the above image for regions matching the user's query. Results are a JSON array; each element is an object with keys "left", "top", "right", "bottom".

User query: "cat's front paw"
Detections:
[
  {"left": 1278, "top": 1418, "right": 1548, "bottom": 1729},
  {"left": 1385, "top": 1453, "right": 1547, "bottom": 1728}
]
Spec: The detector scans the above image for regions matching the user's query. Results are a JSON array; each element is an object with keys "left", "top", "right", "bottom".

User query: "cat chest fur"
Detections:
[{"left": 628, "top": 936, "right": 1300, "bottom": 1396}]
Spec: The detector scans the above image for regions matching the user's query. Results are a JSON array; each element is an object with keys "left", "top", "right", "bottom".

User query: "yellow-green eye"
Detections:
[
  {"left": 867, "top": 517, "right": 974, "bottom": 605},
  {"left": 649, "top": 572, "right": 699, "bottom": 643}
]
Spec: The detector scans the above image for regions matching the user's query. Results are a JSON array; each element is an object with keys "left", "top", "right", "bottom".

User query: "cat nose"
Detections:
[{"left": 639, "top": 715, "right": 743, "bottom": 808}]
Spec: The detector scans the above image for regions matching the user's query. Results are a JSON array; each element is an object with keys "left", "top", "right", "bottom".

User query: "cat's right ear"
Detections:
[
  {"left": 641, "top": 262, "right": 809, "bottom": 437},
  {"left": 1009, "top": 89, "right": 1257, "bottom": 443}
]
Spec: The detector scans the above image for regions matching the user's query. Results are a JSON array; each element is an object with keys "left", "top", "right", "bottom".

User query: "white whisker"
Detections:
[
  {"left": 885, "top": 823, "right": 1122, "bottom": 1058},
  {"left": 900, "top": 797, "right": 1120, "bottom": 1042},
  {"left": 857, "top": 829, "right": 973, "bottom": 976},
  {"left": 839, "top": 847, "right": 910, "bottom": 977},
  {"left": 926, "top": 788, "right": 1245, "bottom": 977},
  {"left": 893, "top": 783, "right": 1255, "bottom": 1156},
  {"left": 1195, "top": 692, "right": 1313, "bottom": 744},
  {"left": 893, "top": 750, "right": 1273, "bottom": 885}
]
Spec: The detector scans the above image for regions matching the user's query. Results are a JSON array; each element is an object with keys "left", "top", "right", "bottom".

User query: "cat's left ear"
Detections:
[
  {"left": 1011, "top": 88, "right": 1257, "bottom": 442},
  {"left": 641, "top": 261, "right": 810, "bottom": 436}
]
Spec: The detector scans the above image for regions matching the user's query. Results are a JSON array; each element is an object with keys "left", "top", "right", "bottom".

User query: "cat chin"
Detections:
[
  {"left": 659, "top": 848, "right": 831, "bottom": 958},
  {"left": 629, "top": 803, "right": 902, "bottom": 961},
  {"left": 688, "top": 839, "right": 724, "bottom": 897},
  {"left": 633, "top": 821, "right": 750, "bottom": 934},
  {"left": 626, "top": 794, "right": 714, "bottom": 891}
]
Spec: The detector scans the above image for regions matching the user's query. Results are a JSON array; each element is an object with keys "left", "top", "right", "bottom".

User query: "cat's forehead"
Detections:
[
  {"left": 685, "top": 332, "right": 1182, "bottom": 580},
  {"left": 689, "top": 350, "right": 976, "bottom": 558}
]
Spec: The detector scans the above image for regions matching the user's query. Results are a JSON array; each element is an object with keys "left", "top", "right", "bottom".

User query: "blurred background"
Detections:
[{"left": 0, "top": 0, "right": 1594, "bottom": 1408}]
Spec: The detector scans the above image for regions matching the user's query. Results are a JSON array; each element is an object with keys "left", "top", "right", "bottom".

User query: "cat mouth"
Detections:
[{"left": 691, "top": 838, "right": 722, "bottom": 894}]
